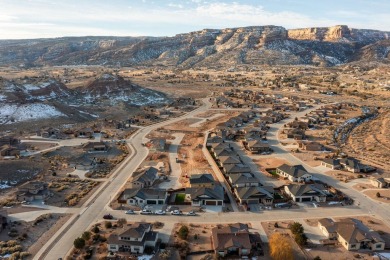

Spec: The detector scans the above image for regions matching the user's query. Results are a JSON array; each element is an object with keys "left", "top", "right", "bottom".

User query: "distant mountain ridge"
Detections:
[{"left": 0, "top": 25, "right": 389, "bottom": 68}]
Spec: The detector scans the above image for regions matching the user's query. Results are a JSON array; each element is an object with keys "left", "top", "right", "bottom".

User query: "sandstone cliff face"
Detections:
[{"left": 0, "top": 25, "right": 389, "bottom": 68}]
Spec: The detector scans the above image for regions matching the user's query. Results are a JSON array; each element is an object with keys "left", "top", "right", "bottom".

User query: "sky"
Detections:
[{"left": 0, "top": 0, "right": 389, "bottom": 39}]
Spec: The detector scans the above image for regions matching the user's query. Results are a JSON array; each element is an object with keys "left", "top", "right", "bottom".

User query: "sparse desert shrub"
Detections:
[
  {"left": 104, "top": 221, "right": 112, "bottom": 229},
  {"left": 178, "top": 225, "right": 189, "bottom": 240}
]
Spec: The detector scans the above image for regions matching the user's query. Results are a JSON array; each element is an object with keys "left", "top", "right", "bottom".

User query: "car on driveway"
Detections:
[
  {"left": 186, "top": 211, "right": 197, "bottom": 216},
  {"left": 140, "top": 209, "right": 153, "bottom": 215},
  {"left": 155, "top": 210, "right": 166, "bottom": 215},
  {"left": 171, "top": 210, "right": 183, "bottom": 215},
  {"left": 125, "top": 210, "right": 135, "bottom": 214}
]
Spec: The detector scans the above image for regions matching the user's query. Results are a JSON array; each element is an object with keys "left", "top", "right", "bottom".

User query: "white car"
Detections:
[
  {"left": 155, "top": 210, "right": 166, "bottom": 215},
  {"left": 140, "top": 209, "right": 153, "bottom": 215},
  {"left": 186, "top": 211, "right": 197, "bottom": 216},
  {"left": 125, "top": 210, "right": 135, "bottom": 214},
  {"left": 171, "top": 210, "right": 182, "bottom": 215}
]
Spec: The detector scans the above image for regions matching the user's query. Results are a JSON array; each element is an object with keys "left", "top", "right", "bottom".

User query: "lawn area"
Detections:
[{"left": 175, "top": 193, "right": 186, "bottom": 203}]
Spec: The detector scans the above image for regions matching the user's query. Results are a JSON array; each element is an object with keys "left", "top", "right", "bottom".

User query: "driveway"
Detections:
[{"left": 158, "top": 133, "right": 185, "bottom": 190}]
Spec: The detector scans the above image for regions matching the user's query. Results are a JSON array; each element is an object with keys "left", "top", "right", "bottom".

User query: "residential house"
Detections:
[
  {"left": 82, "top": 141, "right": 108, "bottom": 153},
  {"left": 108, "top": 222, "right": 158, "bottom": 253},
  {"left": 189, "top": 174, "right": 215, "bottom": 188},
  {"left": 0, "top": 136, "right": 20, "bottom": 146},
  {"left": 131, "top": 167, "right": 159, "bottom": 188},
  {"left": 339, "top": 158, "right": 362, "bottom": 173},
  {"left": 185, "top": 186, "right": 224, "bottom": 206},
  {"left": 217, "top": 155, "right": 241, "bottom": 167},
  {"left": 214, "top": 148, "right": 236, "bottom": 158},
  {"left": 370, "top": 177, "right": 390, "bottom": 189},
  {"left": 40, "top": 128, "right": 67, "bottom": 139},
  {"left": 276, "top": 164, "right": 312, "bottom": 183},
  {"left": 211, "top": 223, "right": 254, "bottom": 257},
  {"left": 298, "top": 141, "right": 324, "bottom": 151},
  {"left": 318, "top": 218, "right": 385, "bottom": 251},
  {"left": 149, "top": 138, "right": 166, "bottom": 152},
  {"left": 74, "top": 127, "right": 94, "bottom": 138},
  {"left": 123, "top": 188, "right": 167, "bottom": 207},
  {"left": 223, "top": 163, "right": 251, "bottom": 175},
  {"left": 284, "top": 184, "right": 328, "bottom": 202},
  {"left": 246, "top": 140, "right": 271, "bottom": 154},
  {"left": 228, "top": 173, "right": 259, "bottom": 188},
  {"left": 321, "top": 159, "right": 341, "bottom": 170},
  {"left": 206, "top": 136, "right": 224, "bottom": 147},
  {"left": 285, "top": 129, "right": 306, "bottom": 140},
  {"left": 17, "top": 181, "right": 51, "bottom": 202},
  {"left": 235, "top": 186, "right": 274, "bottom": 205}
]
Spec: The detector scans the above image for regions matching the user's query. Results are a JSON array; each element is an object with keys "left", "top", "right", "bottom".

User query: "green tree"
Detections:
[
  {"left": 105, "top": 221, "right": 112, "bottom": 229},
  {"left": 73, "top": 237, "right": 85, "bottom": 249},
  {"left": 376, "top": 192, "right": 381, "bottom": 198},
  {"left": 81, "top": 231, "right": 91, "bottom": 241},
  {"left": 178, "top": 225, "right": 189, "bottom": 240},
  {"left": 294, "top": 233, "right": 308, "bottom": 246},
  {"left": 92, "top": 226, "right": 100, "bottom": 233},
  {"left": 290, "top": 222, "right": 304, "bottom": 235},
  {"left": 313, "top": 256, "right": 322, "bottom": 260},
  {"left": 117, "top": 218, "right": 127, "bottom": 228}
]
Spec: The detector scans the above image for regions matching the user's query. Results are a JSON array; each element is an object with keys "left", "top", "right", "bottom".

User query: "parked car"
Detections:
[
  {"left": 171, "top": 210, "right": 182, "bottom": 215},
  {"left": 155, "top": 210, "right": 166, "bottom": 215},
  {"left": 186, "top": 211, "right": 197, "bottom": 216},
  {"left": 125, "top": 210, "right": 135, "bottom": 214},
  {"left": 103, "top": 214, "right": 113, "bottom": 219},
  {"left": 140, "top": 209, "right": 153, "bottom": 215}
]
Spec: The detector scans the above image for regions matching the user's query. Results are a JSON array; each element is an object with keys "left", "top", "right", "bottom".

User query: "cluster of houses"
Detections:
[
  {"left": 207, "top": 137, "right": 275, "bottom": 208},
  {"left": 321, "top": 157, "right": 376, "bottom": 173}
]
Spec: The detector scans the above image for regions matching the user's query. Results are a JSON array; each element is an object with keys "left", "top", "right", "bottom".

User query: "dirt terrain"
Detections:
[{"left": 345, "top": 109, "right": 390, "bottom": 174}]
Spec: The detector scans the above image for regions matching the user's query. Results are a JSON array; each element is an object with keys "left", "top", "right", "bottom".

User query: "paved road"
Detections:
[{"left": 34, "top": 101, "right": 212, "bottom": 260}]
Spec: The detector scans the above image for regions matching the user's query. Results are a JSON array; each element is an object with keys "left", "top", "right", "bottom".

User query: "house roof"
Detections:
[
  {"left": 186, "top": 186, "right": 224, "bottom": 201},
  {"left": 211, "top": 223, "right": 251, "bottom": 251},
  {"left": 319, "top": 218, "right": 385, "bottom": 244},
  {"left": 229, "top": 173, "right": 259, "bottom": 185},
  {"left": 224, "top": 163, "right": 251, "bottom": 174},
  {"left": 218, "top": 155, "right": 241, "bottom": 165},
  {"left": 339, "top": 158, "right": 360, "bottom": 169},
  {"left": 190, "top": 173, "right": 215, "bottom": 185},
  {"left": 119, "top": 222, "right": 151, "bottom": 238},
  {"left": 123, "top": 188, "right": 167, "bottom": 200},
  {"left": 214, "top": 148, "right": 236, "bottom": 157},
  {"left": 277, "top": 164, "right": 310, "bottom": 178},
  {"left": 132, "top": 167, "right": 158, "bottom": 185},
  {"left": 322, "top": 158, "right": 340, "bottom": 166},
  {"left": 236, "top": 186, "right": 274, "bottom": 200},
  {"left": 286, "top": 184, "right": 327, "bottom": 197},
  {"left": 82, "top": 141, "right": 107, "bottom": 150},
  {"left": 247, "top": 140, "right": 270, "bottom": 148}
]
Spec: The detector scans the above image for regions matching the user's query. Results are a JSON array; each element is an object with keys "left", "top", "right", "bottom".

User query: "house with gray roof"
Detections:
[
  {"left": 234, "top": 186, "right": 274, "bottom": 206},
  {"left": 276, "top": 164, "right": 312, "bottom": 182},
  {"left": 318, "top": 218, "right": 385, "bottom": 251},
  {"left": 185, "top": 186, "right": 224, "bottom": 207},
  {"left": 321, "top": 158, "right": 341, "bottom": 170},
  {"left": 284, "top": 184, "right": 328, "bottom": 202},
  {"left": 228, "top": 173, "right": 260, "bottom": 188},
  {"left": 108, "top": 222, "right": 158, "bottom": 253},
  {"left": 189, "top": 173, "right": 215, "bottom": 188},
  {"left": 223, "top": 163, "right": 251, "bottom": 175},
  {"left": 131, "top": 167, "right": 159, "bottom": 188},
  {"left": 123, "top": 188, "right": 167, "bottom": 207}
]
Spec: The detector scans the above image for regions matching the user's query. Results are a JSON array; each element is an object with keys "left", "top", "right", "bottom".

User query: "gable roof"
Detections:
[
  {"left": 286, "top": 184, "right": 327, "bottom": 197},
  {"left": 229, "top": 173, "right": 259, "bottom": 185},
  {"left": 123, "top": 188, "right": 167, "bottom": 200},
  {"left": 212, "top": 223, "right": 251, "bottom": 251},
  {"left": 277, "top": 164, "right": 310, "bottom": 178},
  {"left": 236, "top": 186, "right": 274, "bottom": 200},
  {"left": 247, "top": 140, "right": 270, "bottom": 148},
  {"left": 224, "top": 163, "right": 251, "bottom": 174},
  {"left": 190, "top": 173, "right": 215, "bottom": 185},
  {"left": 119, "top": 222, "right": 151, "bottom": 238},
  {"left": 218, "top": 155, "right": 241, "bottom": 165},
  {"left": 132, "top": 167, "right": 158, "bottom": 184},
  {"left": 215, "top": 148, "right": 237, "bottom": 157},
  {"left": 186, "top": 186, "right": 224, "bottom": 201},
  {"left": 339, "top": 158, "right": 360, "bottom": 169},
  {"left": 322, "top": 158, "right": 340, "bottom": 166}
]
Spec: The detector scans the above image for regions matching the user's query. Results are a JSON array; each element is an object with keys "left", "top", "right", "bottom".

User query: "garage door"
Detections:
[
  {"left": 206, "top": 201, "right": 217, "bottom": 205},
  {"left": 301, "top": 197, "right": 312, "bottom": 202},
  {"left": 146, "top": 200, "right": 157, "bottom": 204},
  {"left": 248, "top": 200, "right": 259, "bottom": 204}
]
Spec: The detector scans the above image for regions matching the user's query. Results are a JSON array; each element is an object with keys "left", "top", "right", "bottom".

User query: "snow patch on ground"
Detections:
[
  {"left": 0, "top": 183, "right": 11, "bottom": 189},
  {"left": 0, "top": 103, "right": 65, "bottom": 124},
  {"left": 0, "top": 95, "right": 6, "bottom": 101}
]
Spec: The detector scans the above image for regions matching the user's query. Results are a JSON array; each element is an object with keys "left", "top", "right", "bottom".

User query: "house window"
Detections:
[
  {"left": 129, "top": 200, "right": 134, "bottom": 203},
  {"left": 376, "top": 244, "right": 382, "bottom": 249},
  {"left": 351, "top": 244, "right": 356, "bottom": 249},
  {"left": 109, "top": 245, "right": 116, "bottom": 250}
]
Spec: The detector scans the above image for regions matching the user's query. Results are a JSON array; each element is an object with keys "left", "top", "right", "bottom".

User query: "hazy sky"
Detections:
[{"left": 1, "top": 0, "right": 389, "bottom": 39}]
